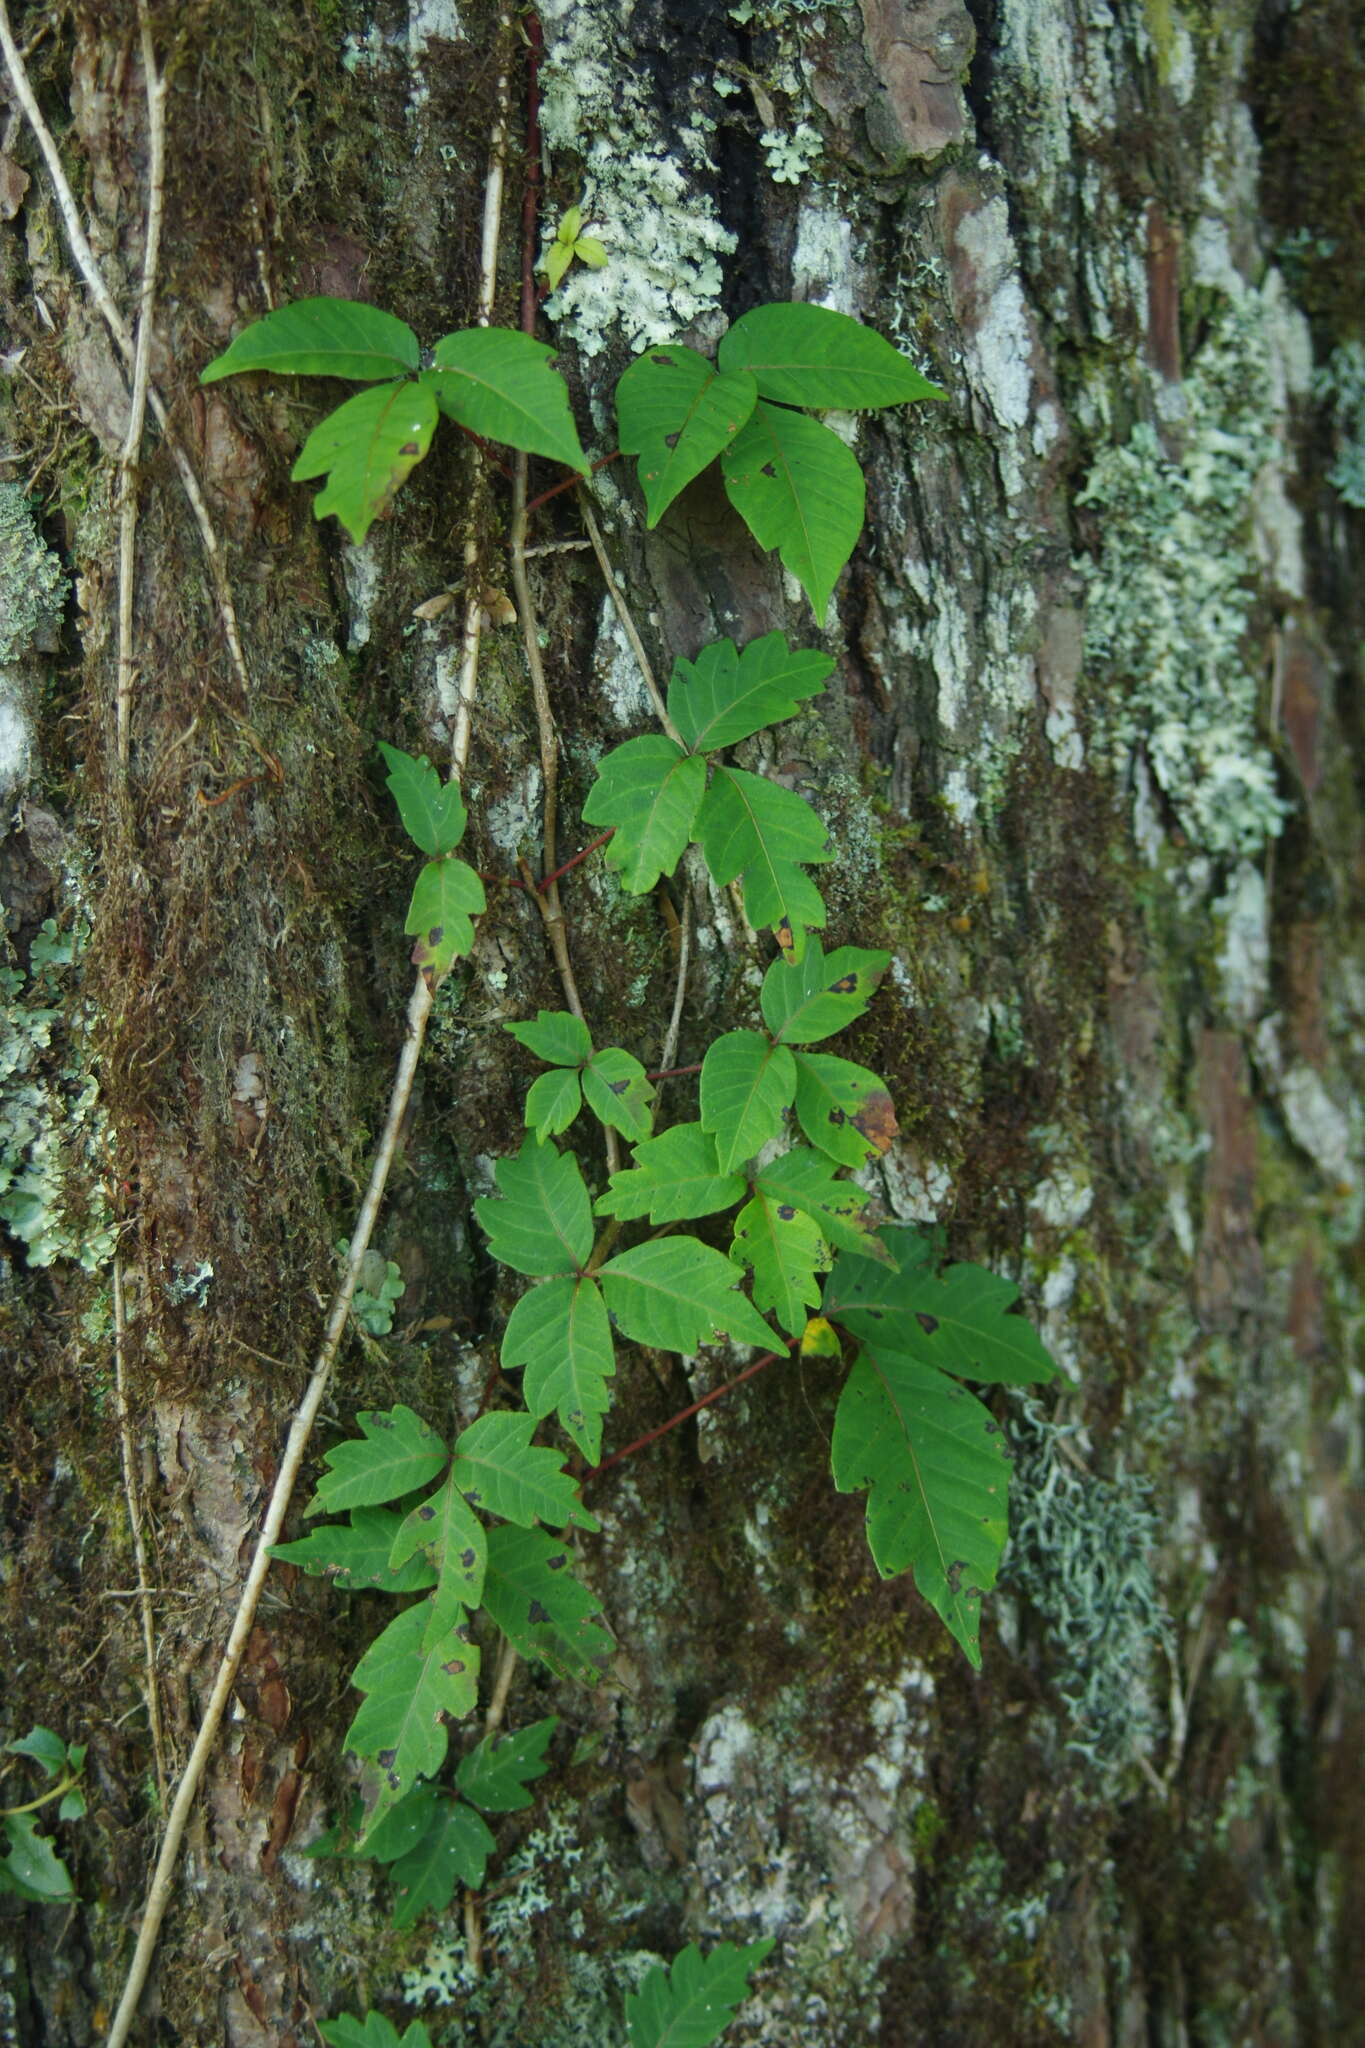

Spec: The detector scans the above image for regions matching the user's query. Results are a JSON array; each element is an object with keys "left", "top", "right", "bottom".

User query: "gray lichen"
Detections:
[
  {"left": 1002, "top": 1398, "right": 1171, "bottom": 1773},
  {"left": 538, "top": 0, "right": 735, "bottom": 359},
  {"left": 1314, "top": 339, "right": 1365, "bottom": 508},
  {"left": 1, "top": 916, "right": 114, "bottom": 1271},
  {"left": 1077, "top": 289, "right": 1294, "bottom": 858},
  {"left": 0, "top": 482, "right": 65, "bottom": 806}
]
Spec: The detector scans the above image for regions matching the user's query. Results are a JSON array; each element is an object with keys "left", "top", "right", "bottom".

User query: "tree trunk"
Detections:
[{"left": 2, "top": 1, "right": 1362, "bottom": 2043}]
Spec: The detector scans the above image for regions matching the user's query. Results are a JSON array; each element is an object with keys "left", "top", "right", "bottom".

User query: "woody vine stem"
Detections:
[{"left": 101, "top": 26, "right": 520, "bottom": 2046}]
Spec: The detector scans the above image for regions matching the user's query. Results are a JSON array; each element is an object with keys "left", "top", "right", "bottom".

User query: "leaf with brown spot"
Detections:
[
  {"left": 346, "top": 1601, "right": 482, "bottom": 1840},
  {"left": 291, "top": 377, "right": 440, "bottom": 542},
  {"left": 761, "top": 938, "right": 891, "bottom": 1045},
  {"left": 616, "top": 343, "right": 757, "bottom": 524},
  {"left": 389, "top": 1470, "right": 487, "bottom": 1650},
  {"left": 791, "top": 1051, "right": 898, "bottom": 1167},
  {"left": 404, "top": 856, "right": 486, "bottom": 985},
  {"left": 481, "top": 1524, "right": 615, "bottom": 1683}
]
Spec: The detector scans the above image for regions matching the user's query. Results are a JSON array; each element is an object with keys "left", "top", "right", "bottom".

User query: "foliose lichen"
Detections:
[
  {"left": 1, "top": 917, "right": 115, "bottom": 1271},
  {"left": 1003, "top": 1398, "right": 1171, "bottom": 1773},
  {"left": 0, "top": 482, "right": 65, "bottom": 671},
  {"left": 1077, "top": 288, "right": 1294, "bottom": 859},
  {"left": 1313, "top": 338, "right": 1365, "bottom": 508},
  {"left": 538, "top": 0, "right": 736, "bottom": 359},
  {"left": 0, "top": 482, "right": 65, "bottom": 804}
]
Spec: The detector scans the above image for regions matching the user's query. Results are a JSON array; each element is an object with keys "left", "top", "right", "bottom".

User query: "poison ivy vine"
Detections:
[{"left": 206, "top": 290, "right": 1056, "bottom": 2036}]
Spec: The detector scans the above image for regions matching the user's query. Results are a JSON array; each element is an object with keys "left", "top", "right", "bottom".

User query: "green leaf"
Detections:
[
  {"left": 456, "top": 1715, "right": 557, "bottom": 1813},
  {"left": 582, "top": 737, "right": 707, "bottom": 893},
  {"left": 616, "top": 344, "right": 758, "bottom": 525},
  {"left": 390, "top": 1801, "right": 495, "bottom": 1929},
  {"left": 6, "top": 1726, "right": 67, "bottom": 1776},
  {"left": 544, "top": 239, "right": 574, "bottom": 291},
  {"left": 320, "top": 2014, "right": 433, "bottom": 2048},
  {"left": 306, "top": 1406, "right": 448, "bottom": 1517},
  {"left": 557, "top": 206, "right": 584, "bottom": 245},
  {"left": 451, "top": 1411, "right": 598, "bottom": 1531},
  {"left": 376, "top": 743, "right": 468, "bottom": 856},
  {"left": 428, "top": 331, "right": 587, "bottom": 471},
  {"left": 583, "top": 1047, "right": 655, "bottom": 1141},
  {"left": 389, "top": 1469, "right": 488, "bottom": 1648},
  {"left": 505, "top": 1009, "right": 593, "bottom": 1066},
  {"left": 474, "top": 1139, "right": 594, "bottom": 1277},
  {"left": 599, "top": 1238, "right": 776, "bottom": 1352},
  {"left": 575, "top": 236, "right": 609, "bottom": 268},
  {"left": 348, "top": 1781, "right": 441, "bottom": 1863},
  {"left": 717, "top": 302, "right": 946, "bottom": 410},
  {"left": 272, "top": 1506, "right": 439, "bottom": 1594},
  {"left": 752, "top": 1146, "right": 886, "bottom": 1260},
  {"left": 596, "top": 1122, "right": 746, "bottom": 1224},
  {"left": 500, "top": 1273, "right": 615, "bottom": 1463},
  {"left": 667, "top": 630, "right": 833, "bottom": 754},
  {"left": 405, "top": 856, "right": 486, "bottom": 983},
  {"left": 346, "top": 1601, "right": 480, "bottom": 1829},
  {"left": 819, "top": 1222, "right": 934, "bottom": 1319},
  {"left": 829, "top": 1248, "right": 1058, "bottom": 1388},
  {"left": 482, "top": 1524, "right": 615, "bottom": 1683},
  {"left": 698, "top": 1030, "right": 797, "bottom": 1173},
  {"left": 792, "top": 1050, "right": 899, "bottom": 1166},
  {"left": 761, "top": 938, "right": 891, "bottom": 1044},
  {"left": 830, "top": 1348, "right": 1010, "bottom": 1668},
  {"left": 732, "top": 1190, "right": 829, "bottom": 1335},
  {"left": 721, "top": 400, "right": 865, "bottom": 617},
  {"left": 0, "top": 1815, "right": 74, "bottom": 1903},
  {"left": 626, "top": 1939, "right": 774, "bottom": 2048},
  {"left": 696, "top": 765, "right": 832, "bottom": 948},
  {"left": 524, "top": 1067, "right": 584, "bottom": 1144},
  {"left": 201, "top": 297, "right": 421, "bottom": 384},
  {"left": 292, "top": 378, "right": 440, "bottom": 542}
]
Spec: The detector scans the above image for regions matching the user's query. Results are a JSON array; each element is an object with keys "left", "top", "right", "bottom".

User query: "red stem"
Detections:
[
  {"left": 538, "top": 828, "right": 614, "bottom": 890},
  {"left": 521, "top": 12, "right": 543, "bottom": 338},
  {"left": 586, "top": 1346, "right": 791, "bottom": 1483},
  {"left": 525, "top": 449, "right": 622, "bottom": 515},
  {"left": 477, "top": 829, "right": 614, "bottom": 895},
  {"left": 646, "top": 1061, "right": 702, "bottom": 1081},
  {"left": 447, "top": 417, "right": 514, "bottom": 480}
]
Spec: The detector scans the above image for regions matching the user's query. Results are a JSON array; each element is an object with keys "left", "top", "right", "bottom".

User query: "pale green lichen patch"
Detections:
[
  {"left": 0, "top": 482, "right": 65, "bottom": 670},
  {"left": 1077, "top": 289, "right": 1293, "bottom": 858},
  {"left": 1003, "top": 1397, "right": 1172, "bottom": 1775},
  {"left": 0, "top": 481, "right": 65, "bottom": 800},
  {"left": 1314, "top": 339, "right": 1365, "bottom": 508},
  {"left": 1, "top": 917, "right": 114, "bottom": 1271},
  {"left": 538, "top": 0, "right": 736, "bottom": 358}
]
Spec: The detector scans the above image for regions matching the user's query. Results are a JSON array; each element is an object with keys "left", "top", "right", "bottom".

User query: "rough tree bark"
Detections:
[{"left": 2, "top": 1, "right": 1362, "bottom": 2044}]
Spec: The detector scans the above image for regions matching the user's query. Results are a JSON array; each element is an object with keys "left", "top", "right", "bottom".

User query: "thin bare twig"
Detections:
[
  {"left": 509, "top": 477, "right": 592, "bottom": 1039},
  {"left": 103, "top": 29, "right": 515, "bottom": 2043},
  {"left": 485, "top": 1636, "right": 520, "bottom": 1735},
  {"left": 116, "top": 1, "right": 167, "bottom": 769},
  {"left": 0, "top": 0, "right": 251, "bottom": 703},
  {"left": 111, "top": 1257, "right": 167, "bottom": 1804},
  {"left": 576, "top": 488, "right": 683, "bottom": 745},
  {"left": 508, "top": 8, "right": 596, "bottom": 1053},
  {"left": 659, "top": 889, "right": 691, "bottom": 1076}
]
